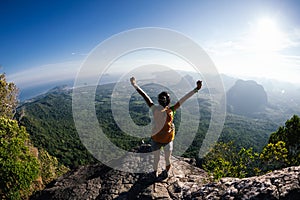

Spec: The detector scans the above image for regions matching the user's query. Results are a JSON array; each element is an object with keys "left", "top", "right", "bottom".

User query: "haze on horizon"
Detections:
[{"left": 1, "top": 0, "right": 300, "bottom": 90}]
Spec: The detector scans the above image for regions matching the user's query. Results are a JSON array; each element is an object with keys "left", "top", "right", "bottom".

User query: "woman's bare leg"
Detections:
[
  {"left": 153, "top": 150, "right": 160, "bottom": 173},
  {"left": 164, "top": 149, "right": 172, "bottom": 172}
]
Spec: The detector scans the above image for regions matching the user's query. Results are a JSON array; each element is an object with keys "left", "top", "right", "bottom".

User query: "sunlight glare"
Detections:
[{"left": 252, "top": 18, "right": 284, "bottom": 52}]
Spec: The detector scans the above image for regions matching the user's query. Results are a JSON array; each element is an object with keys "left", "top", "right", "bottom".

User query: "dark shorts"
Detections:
[{"left": 150, "top": 139, "right": 173, "bottom": 152}]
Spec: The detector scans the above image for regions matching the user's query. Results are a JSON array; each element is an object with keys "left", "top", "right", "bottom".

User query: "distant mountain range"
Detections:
[{"left": 19, "top": 71, "right": 300, "bottom": 123}]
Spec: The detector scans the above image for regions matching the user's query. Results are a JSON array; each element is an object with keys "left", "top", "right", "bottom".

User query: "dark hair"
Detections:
[{"left": 158, "top": 91, "right": 170, "bottom": 107}]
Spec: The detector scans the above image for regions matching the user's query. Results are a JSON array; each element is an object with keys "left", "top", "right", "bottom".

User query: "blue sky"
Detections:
[{"left": 1, "top": 0, "right": 300, "bottom": 89}]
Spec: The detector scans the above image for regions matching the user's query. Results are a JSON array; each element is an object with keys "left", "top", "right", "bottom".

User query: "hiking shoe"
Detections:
[
  {"left": 148, "top": 171, "right": 158, "bottom": 180},
  {"left": 160, "top": 170, "right": 169, "bottom": 179}
]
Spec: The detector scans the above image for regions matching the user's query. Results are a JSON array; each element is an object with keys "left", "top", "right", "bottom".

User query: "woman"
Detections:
[{"left": 130, "top": 77, "right": 202, "bottom": 178}]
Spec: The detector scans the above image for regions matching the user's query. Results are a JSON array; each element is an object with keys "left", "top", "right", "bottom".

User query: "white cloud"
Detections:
[
  {"left": 203, "top": 22, "right": 300, "bottom": 84},
  {"left": 7, "top": 50, "right": 197, "bottom": 89},
  {"left": 7, "top": 60, "right": 82, "bottom": 88}
]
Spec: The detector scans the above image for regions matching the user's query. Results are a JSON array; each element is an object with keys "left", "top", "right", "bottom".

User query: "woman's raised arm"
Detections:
[
  {"left": 130, "top": 77, "right": 154, "bottom": 107},
  {"left": 172, "top": 80, "right": 202, "bottom": 111}
]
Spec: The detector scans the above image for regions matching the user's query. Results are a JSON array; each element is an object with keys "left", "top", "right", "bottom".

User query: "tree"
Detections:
[
  {"left": 202, "top": 142, "right": 260, "bottom": 179},
  {"left": 0, "top": 117, "right": 39, "bottom": 199},
  {"left": 260, "top": 141, "right": 289, "bottom": 171},
  {"left": 38, "top": 148, "right": 69, "bottom": 185},
  {"left": 0, "top": 73, "right": 18, "bottom": 119},
  {"left": 268, "top": 115, "right": 300, "bottom": 166}
]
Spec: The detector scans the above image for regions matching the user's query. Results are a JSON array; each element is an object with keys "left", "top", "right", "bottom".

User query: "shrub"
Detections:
[{"left": 0, "top": 117, "right": 39, "bottom": 199}]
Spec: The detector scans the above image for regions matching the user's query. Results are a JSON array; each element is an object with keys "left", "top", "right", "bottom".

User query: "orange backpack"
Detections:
[{"left": 151, "top": 106, "right": 175, "bottom": 144}]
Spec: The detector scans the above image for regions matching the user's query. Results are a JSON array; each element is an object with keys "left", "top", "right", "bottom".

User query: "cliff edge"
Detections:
[{"left": 31, "top": 145, "right": 300, "bottom": 200}]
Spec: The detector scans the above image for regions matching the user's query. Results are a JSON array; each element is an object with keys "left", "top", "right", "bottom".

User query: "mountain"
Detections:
[
  {"left": 15, "top": 79, "right": 299, "bottom": 199},
  {"left": 16, "top": 83, "right": 278, "bottom": 170},
  {"left": 227, "top": 79, "right": 268, "bottom": 116},
  {"left": 225, "top": 77, "right": 300, "bottom": 123},
  {"left": 31, "top": 144, "right": 300, "bottom": 200}
]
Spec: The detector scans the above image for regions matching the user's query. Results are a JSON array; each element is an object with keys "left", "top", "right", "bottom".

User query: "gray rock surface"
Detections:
[
  {"left": 191, "top": 166, "right": 300, "bottom": 200},
  {"left": 31, "top": 156, "right": 208, "bottom": 200},
  {"left": 31, "top": 145, "right": 300, "bottom": 200}
]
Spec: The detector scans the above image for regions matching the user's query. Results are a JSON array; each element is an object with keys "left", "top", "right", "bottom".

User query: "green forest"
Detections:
[
  {"left": 17, "top": 83, "right": 278, "bottom": 168},
  {"left": 1, "top": 74, "right": 299, "bottom": 199}
]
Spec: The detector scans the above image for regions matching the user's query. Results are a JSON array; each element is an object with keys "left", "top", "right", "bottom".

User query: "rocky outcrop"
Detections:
[
  {"left": 31, "top": 145, "right": 300, "bottom": 200},
  {"left": 192, "top": 166, "right": 300, "bottom": 200},
  {"left": 31, "top": 155, "right": 208, "bottom": 200}
]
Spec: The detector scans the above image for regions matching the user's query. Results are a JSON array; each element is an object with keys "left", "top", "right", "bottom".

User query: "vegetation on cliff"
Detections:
[
  {"left": 0, "top": 73, "right": 68, "bottom": 199},
  {"left": 203, "top": 114, "right": 300, "bottom": 179}
]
